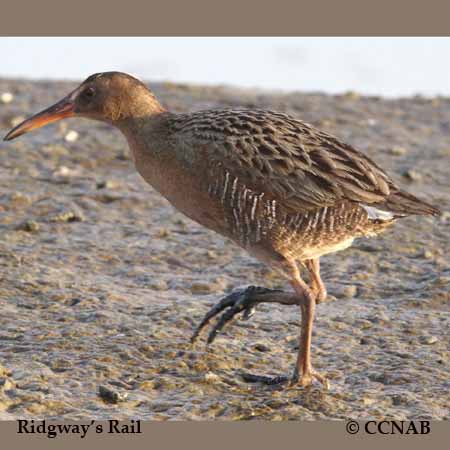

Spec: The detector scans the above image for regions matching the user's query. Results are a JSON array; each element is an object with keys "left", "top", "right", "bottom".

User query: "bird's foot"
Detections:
[
  {"left": 240, "top": 372, "right": 289, "bottom": 385},
  {"left": 290, "top": 367, "right": 330, "bottom": 390},
  {"left": 241, "top": 368, "right": 329, "bottom": 390},
  {"left": 190, "top": 285, "right": 283, "bottom": 345}
]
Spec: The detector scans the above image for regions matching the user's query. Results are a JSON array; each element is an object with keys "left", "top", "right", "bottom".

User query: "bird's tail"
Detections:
[{"left": 375, "top": 189, "right": 441, "bottom": 217}]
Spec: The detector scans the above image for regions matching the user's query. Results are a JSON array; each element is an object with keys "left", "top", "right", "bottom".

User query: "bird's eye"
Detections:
[{"left": 82, "top": 87, "right": 96, "bottom": 100}]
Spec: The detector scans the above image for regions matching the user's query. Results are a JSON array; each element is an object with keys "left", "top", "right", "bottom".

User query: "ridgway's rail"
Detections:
[{"left": 3, "top": 72, "right": 440, "bottom": 388}]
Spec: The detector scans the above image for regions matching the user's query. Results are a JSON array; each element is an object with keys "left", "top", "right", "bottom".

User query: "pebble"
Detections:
[
  {"left": 0, "top": 378, "right": 14, "bottom": 391},
  {"left": 0, "top": 365, "right": 12, "bottom": 377},
  {"left": 10, "top": 116, "right": 25, "bottom": 127},
  {"left": 64, "top": 130, "right": 79, "bottom": 142},
  {"left": 404, "top": 169, "right": 423, "bottom": 181},
  {"left": 139, "top": 380, "right": 156, "bottom": 391},
  {"left": 367, "top": 311, "right": 390, "bottom": 324},
  {"left": 54, "top": 165, "right": 79, "bottom": 177},
  {"left": 204, "top": 372, "right": 220, "bottom": 384},
  {"left": 98, "top": 385, "right": 128, "bottom": 403},
  {"left": 41, "top": 144, "right": 70, "bottom": 157},
  {"left": 362, "top": 397, "right": 377, "bottom": 406},
  {"left": 419, "top": 335, "right": 438, "bottom": 345},
  {"left": 0, "top": 92, "right": 14, "bottom": 104},
  {"left": 150, "top": 280, "right": 169, "bottom": 291},
  {"left": 49, "top": 210, "right": 85, "bottom": 223},
  {"left": 359, "top": 337, "right": 372, "bottom": 345},
  {"left": 10, "top": 191, "right": 31, "bottom": 206},
  {"left": 390, "top": 146, "right": 408, "bottom": 156},
  {"left": 96, "top": 179, "right": 120, "bottom": 190},
  {"left": 190, "top": 282, "right": 215, "bottom": 295},
  {"left": 19, "top": 220, "right": 40, "bottom": 233},
  {"left": 391, "top": 392, "right": 415, "bottom": 406},
  {"left": 254, "top": 343, "right": 271, "bottom": 352},
  {"left": 342, "top": 285, "right": 358, "bottom": 299}
]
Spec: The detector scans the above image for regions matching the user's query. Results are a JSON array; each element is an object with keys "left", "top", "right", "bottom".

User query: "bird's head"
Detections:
[{"left": 3, "top": 72, "right": 164, "bottom": 141}]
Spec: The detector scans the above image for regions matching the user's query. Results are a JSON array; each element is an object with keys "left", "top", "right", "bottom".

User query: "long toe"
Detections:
[
  {"left": 191, "top": 286, "right": 283, "bottom": 344},
  {"left": 241, "top": 372, "right": 290, "bottom": 386}
]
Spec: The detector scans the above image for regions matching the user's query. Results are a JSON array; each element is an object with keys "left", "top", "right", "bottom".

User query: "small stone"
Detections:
[
  {"left": 54, "top": 165, "right": 79, "bottom": 177},
  {"left": 367, "top": 312, "right": 390, "bottom": 324},
  {"left": 190, "top": 282, "right": 214, "bottom": 295},
  {"left": 98, "top": 385, "right": 128, "bottom": 403},
  {"left": 419, "top": 335, "right": 438, "bottom": 345},
  {"left": 423, "top": 250, "right": 434, "bottom": 259},
  {"left": 49, "top": 358, "right": 73, "bottom": 373},
  {"left": 49, "top": 210, "right": 85, "bottom": 223},
  {"left": 0, "top": 378, "right": 14, "bottom": 391},
  {"left": 403, "top": 169, "right": 423, "bottom": 181},
  {"left": 0, "top": 365, "right": 12, "bottom": 377},
  {"left": 0, "top": 92, "right": 14, "bottom": 104},
  {"left": 254, "top": 343, "right": 270, "bottom": 352},
  {"left": 355, "top": 319, "right": 373, "bottom": 330},
  {"left": 206, "top": 250, "right": 218, "bottom": 259},
  {"left": 204, "top": 372, "right": 220, "bottom": 384},
  {"left": 342, "top": 285, "right": 357, "bottom": 299},
  {"left": 362, "top": 397, "right": 377, "bottom": 406},
  {"left": 150, "top": 280, "right": 169, "bottom": 291},
  {"left": 139, "top": 380, "right": 156, "bottom": 391},
  {"left": 10, "top": 192, "right": 31, "bottom": 206},
  {"left": 391, "top": 392, "right": 415, "bottom": 406},
  {"left": 18, "top": 220, "right": 40, "bottom": 233},
  {"left": 64, "top": 130, "right": 79, "bottom": 142},
  {"left": 10, "top": 116, "right": 26, "bottom": 127},
  {"left": 390, "top": 146, "right": 408, "bottom": 156},
  {"left": 41, "top": 144, "right": 69, "bottom": 157},
  {"left": 157, "top": 228, "right": 170, "bottom": 238},
  {"left": 96, "top": 179, "right": 120, "bottom": 189}
]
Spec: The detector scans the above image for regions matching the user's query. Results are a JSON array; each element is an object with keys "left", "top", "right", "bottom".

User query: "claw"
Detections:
[
  {"left": 242, "top": 306, "right": 256, "bottom": 320},
  {"left": 241, "top": 367, "right": 329, "bottom": 389},
  {"left": 241, "top": 372, "right": 289, "bottom": 385},
  {"left": 206, "top": 297, "right": 248, "bottom": 344},
  {"left": 191, "top": 285, "right": 279, "bottom": 344},
  {"left": 190, "top": 289, "right": 246, "bottom": 343}
]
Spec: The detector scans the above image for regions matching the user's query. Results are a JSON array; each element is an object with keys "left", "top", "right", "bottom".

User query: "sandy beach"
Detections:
[{"left": 0, "top": 79, "right": 448, "bottom": 420}]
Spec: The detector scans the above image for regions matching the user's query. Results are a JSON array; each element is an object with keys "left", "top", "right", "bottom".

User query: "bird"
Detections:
[{"left": 3, "top": 72, "right": 440, "bottom": 388}]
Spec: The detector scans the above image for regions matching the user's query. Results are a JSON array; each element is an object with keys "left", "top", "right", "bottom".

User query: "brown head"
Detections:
[{"left": 3, "top": 72, "right": 165, "bottom": 141}]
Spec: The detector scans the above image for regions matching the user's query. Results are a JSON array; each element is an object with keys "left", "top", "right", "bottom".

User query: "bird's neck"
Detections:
[{"left": 115, "top": 111, "right": 175, "bottom": 173}]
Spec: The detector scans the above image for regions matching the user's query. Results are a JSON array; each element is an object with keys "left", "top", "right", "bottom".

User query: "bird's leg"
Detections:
[
  {"left": 304, "top": 258, "right": 327, "bottom": 303},
  {"left": 191, "top": 285, "right": 300, "bottom": 345},
  {"left": 191, "top": 268, "right": 329, "bottom": 389},
  {"left": 289, "top": 264, "right": 328, "bottom": 388}
]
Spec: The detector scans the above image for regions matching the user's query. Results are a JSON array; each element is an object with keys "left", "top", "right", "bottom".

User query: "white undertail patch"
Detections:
[{"left": 362, "top": 205, "right": 394, "bottom": 221}]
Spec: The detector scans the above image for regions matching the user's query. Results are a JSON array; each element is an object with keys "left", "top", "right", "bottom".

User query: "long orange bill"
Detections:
[{"left": 3, "top": 97, "right": 76, "bottom": 141}]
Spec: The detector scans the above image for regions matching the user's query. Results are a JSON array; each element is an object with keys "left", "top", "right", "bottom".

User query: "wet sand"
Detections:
[{"left": 0, "top": 79, "right": 448, "bottom": 420}]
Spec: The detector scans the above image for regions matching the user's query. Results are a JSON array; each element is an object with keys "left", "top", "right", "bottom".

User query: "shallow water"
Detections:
[{"left": 0, "top": 79, "right": 449, "bottom": 420}]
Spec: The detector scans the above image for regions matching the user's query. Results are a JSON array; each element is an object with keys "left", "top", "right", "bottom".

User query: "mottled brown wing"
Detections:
[{"left": 171, "top": 109, "right": 395, "bottom": 213}]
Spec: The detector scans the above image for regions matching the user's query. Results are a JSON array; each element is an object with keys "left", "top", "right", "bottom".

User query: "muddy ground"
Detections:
[{"left": 0, "top": 79, "right": 448, "bottom": 420}]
